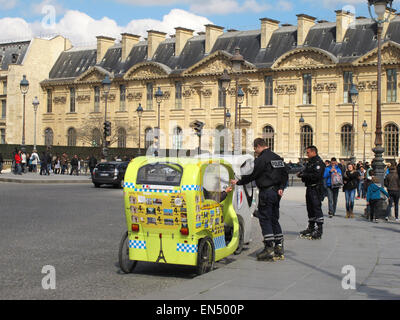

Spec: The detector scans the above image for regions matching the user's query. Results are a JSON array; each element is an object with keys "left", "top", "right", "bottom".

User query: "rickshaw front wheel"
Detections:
[
  {"left": 196, "top": 237, "right": 215, "bottom": 275},
  {"left": 119, "top": 231, "right": 137, "bottom": 274}
]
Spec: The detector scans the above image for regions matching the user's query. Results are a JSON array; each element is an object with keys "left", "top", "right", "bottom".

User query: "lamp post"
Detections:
[
  {"left": 231, "top": 47, "right": 244, "bottom": 154},
  {"left": 349, "top": 82, "right": 359, "bottom": 164},
  {"left": 368, "top": 0, "right": 393, "bottom": 218},
  {"left": 299, "top": 114, "right": 305, "bottom": 163},
  {"left": 32, "top": 96, "right": 39, "bottom": 151},
  {"left": 154, "top": 87, "right": 163, "bottom": 156},
  {"left": 219, "top": 69, "right": 231, "bottom": 128},
  {"left": 362, "top": 120, "right": 368, "bottom": 164},
  {"left": 136, "top": 104, "right": 143, "bottom": 156},
  {"left": 237, "top": 87, "right": 245, "bottom": 154},
  {"left": 102, "top": 75, "right": 111, "bottom": 160},
  {"left": 20, "top": 75, "right": 29, "bottom": 152}
]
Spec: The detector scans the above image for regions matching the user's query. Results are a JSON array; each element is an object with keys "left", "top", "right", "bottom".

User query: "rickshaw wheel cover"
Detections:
[
  {"left": 196, "top": 237, "right": 215, "bottom": 276},
  {"left": 118, "top": 231, "right": 138, "bottom": 274}
]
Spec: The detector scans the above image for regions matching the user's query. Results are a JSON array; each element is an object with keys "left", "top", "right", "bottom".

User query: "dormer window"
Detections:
[{"left": 11, "top": 54, "right": 19, "bottom": 63}]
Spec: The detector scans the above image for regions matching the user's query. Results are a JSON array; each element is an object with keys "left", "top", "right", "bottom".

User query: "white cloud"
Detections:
[
  {"left": 0, "top": 0, "right": 18, "bottom": 10},
  {"left": 190, "top": 0, "right": 272, "bottom": 15},
  {"left": 0, "top": 9, "right": 212, "bottom": 45}
]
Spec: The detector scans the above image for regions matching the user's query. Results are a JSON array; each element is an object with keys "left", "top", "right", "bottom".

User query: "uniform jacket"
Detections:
[
  {"left": 323, "top": 165, "right": 342, "bottom": 187},
  {"left": 367, "top": 183, "right": 389, "bottom": 202},
  {"left": 300, "top": 155, "right": 325, "bottom": 187},
  {"left": 237, "top": 148, "right": 288, "bottom": 190}
]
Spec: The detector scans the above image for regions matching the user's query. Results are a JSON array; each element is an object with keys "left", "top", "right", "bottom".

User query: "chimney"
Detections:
[
  {"left": 96, "top": 36, "right": 115, "bottom": 64},
  {"left": 335, "top": 10, "right": 354, "bottom": 43},
  {"left": 260, "top": 18, "right": 280, "bottom": 49},
  {"left": 205, "top": 24, "right": 224, "bottom": 54},
  {"left": 147, "top": 30, "right": 167, "bottom": 59},
  {"left": 297, "top": 14, "right": 316, "bottom": 46},
  {"left": 175, "top": 27, "right": 194, "bottom": 56},
  {"left": 121, "top": 33, "right": 140, "bottom": 62}
]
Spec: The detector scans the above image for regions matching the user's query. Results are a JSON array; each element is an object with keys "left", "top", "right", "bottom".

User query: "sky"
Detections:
[{"left": 0, "top": 0, "right": 398, "bottom": 45}]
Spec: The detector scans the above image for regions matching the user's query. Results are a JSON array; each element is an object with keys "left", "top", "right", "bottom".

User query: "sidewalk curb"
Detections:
[{"left": 0, "top": 177, "right": 92, "bottom": 184}]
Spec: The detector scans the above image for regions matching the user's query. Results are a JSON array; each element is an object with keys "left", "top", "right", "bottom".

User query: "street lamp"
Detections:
[
  {"left": 237, "top": 87, "right": 245, "bottom": 154},
  {"left": 368, "top": 0, "right": 393, "bottom": 218},
  {"left": 219, "top": 69, "right": 231, "bottom": 128},
  {"left": 231, "top": 47, "right": 244, "bottom": 154},
  {"left": 154, "top": 87, "right": 163, "bottom": 156},
  {"left": 299, "top": 114, "right": 305, "bottom": 163},
  {"left": 136, "top": 103, "right": 144, "bottom": 156},
  {"left": 20, "top": 75, "right": 29, "bottom": 152},
  {"left": 102, "top": 74, "right": 111, "bottom": 160},
  {"left": 32, "top": 96, "right": 39, "bottom": 151},
  {"left": 349, "top": 82, "right": 359, "bottom": 164},
  {"left": 362, "top": 120, "right": 368, "bottom": 164}
]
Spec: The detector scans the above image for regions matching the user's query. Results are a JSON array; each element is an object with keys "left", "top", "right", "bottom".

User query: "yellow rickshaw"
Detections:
[{"left": 118, "top": 156, "right": 239, "bottom": 275}]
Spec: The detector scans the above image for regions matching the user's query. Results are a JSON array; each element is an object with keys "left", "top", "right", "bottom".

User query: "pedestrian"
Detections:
[
  {"left": 343, "top": 163, "right": 360, "bottom": 218},
  {"left": 384, "top": 166, "right": 400, "bottom": 222},
  {"left": 338, "top": 159, "right": 346, "bottom": 175},
  {"left": 88, "top": 155, "right": 98, "bottom": 178},
  {"left": 15, "top": 150, "right": 22, "bottom": 175},
  {"left": 0, "top": 152, "right": 3, "bottom": 174},
  {"left": 70, "top": 155, "right": 79, "bottom": 176},
  {"left": 297, "top": 146, "right": 326, "bottom": 240},
  {"left": 46, "top": 153, "right": 52, "bottom": 175},
  {"left": 61, "top": 153, "right": 68, "bottom": 174},
  {"left": 357, "top": 165, "right": 366, "bottom": 199},
  {"left": 231, "top": 138, "right": 288, "bottom": 261},
  {"left": 367, "top": 176, "right": 389, "bottom": 223},
  {"left": 40, "top": 152, "right": 48, "bottom": 175},
  {"left": 31, "top": 149, "right": 40, "bottom": 173},
  {"left": 54, "top": 157, "right": 61, "bottom": 174},
  {"left": 21, "top": 151, "right": 27, "bottom": 173},
  {"left": 324, "top": 157, "right": 343, "bottom": 218}
]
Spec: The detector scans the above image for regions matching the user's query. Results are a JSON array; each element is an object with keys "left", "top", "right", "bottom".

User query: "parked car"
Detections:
[{"left": 92, "top": 161, "right": 129, "bottom": 188}]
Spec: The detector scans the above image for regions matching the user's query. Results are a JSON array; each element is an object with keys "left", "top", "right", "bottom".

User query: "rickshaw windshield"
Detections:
[{"left": 136, "top": 162, "right": 183, "bottom": 186}]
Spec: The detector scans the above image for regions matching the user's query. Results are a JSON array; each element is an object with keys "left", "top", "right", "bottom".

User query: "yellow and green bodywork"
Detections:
[{"left": 123, "top": 156, "right": 239, "bottom": 266}]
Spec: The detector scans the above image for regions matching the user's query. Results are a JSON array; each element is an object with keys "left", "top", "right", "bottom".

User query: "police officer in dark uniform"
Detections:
[
  {"left": 231, "top": 138, "right": 288, "bottom": 261},
  {"left": 297, "top": 146, "right": 326, "bottom": 240}
]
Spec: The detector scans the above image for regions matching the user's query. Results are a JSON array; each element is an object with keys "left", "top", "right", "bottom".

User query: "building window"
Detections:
[
  {"left": 387, "top": 69, "right": 397, "bottom": 103},
  {"left": 263, "top": 125, "right": 275, "bottom": 151},
  {"left": 94, "top": 86, "right": 100, "bottom": 112},
  {"left": 11, "top": 54, "right": 18, "bottom": 63},
  {"left": 118, "top": 128, "right": 127, "bottom": 148},
  {"left": 92, "top": 128, "right": 101, "bottom": 147},
  {"left": 47, "top": 89, "right": 52, "bottom": 113},
  {"left": 120, "top": 85, "right": 126, "bottom": 111},
  {"left": 303, "top": 74, "right": 312, "bottom": 105},
  {"left": 70, "top": 88, "right": 76, "bottom": 113},
  {"left": 175, "top": 81, "right": 182, "bottom": 109},
  {"left": 343, "top": 71, "right": 353, "bottom": 103},
  {"left": 67, "top": 127, "right": 77, "bottom": 146},
  {"left": 341, "top": 124, "right": 352, "bottom": 157},
  {"left": 145, "top": 127, "right": 154, "bottom": 149},
  {"left": 218, "top": 80, "right": 226, "bottom": 108},
  {"left": 0, "top": 128, "right": 5, "bottom": 144},
  {"left": 146, "top": 83, "right": 153, "bottom": 110},
  {"left": 300, "top": 125, "right": 313, "bottom": 158},
  {"left": 3, "top": 81, "right": 6, "bottom": 95},
  {"left": 384, "top": 123, "right": 399, "bottom": 157},
  {"left": 265, "top": 76, "right": 273, "bottom": 106},
  {"left": 45, "top": 128, "right": 54, "bottom": 147},
  {"left": 1, "top": 100, "right": 6, "bottom": 119},
  {"left": 172, "top": 126, "right": 183, "bottom": 150}
]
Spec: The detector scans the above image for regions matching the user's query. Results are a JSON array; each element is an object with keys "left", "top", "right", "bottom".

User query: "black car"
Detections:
[{"left": 92, "top": 161, "right": 129, "bottom": 188}]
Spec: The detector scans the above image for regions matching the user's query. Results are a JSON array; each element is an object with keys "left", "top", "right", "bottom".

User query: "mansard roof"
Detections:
[{"left": 0, "top": 40, "right": 31, "bottom": 70}]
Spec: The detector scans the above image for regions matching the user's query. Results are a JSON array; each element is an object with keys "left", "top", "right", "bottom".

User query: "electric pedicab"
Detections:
[{"left": 118, "top": 156, "right": 242, "bottom": 275}]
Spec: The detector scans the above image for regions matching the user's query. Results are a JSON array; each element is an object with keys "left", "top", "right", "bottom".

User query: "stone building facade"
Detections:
[{"left": 37, "top": 10, "right": 400, "bottom": 162}]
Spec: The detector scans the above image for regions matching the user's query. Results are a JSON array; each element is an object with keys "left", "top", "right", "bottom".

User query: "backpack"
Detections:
[{"left": 331, "top": 171, "right": 343, "bottom": 188}]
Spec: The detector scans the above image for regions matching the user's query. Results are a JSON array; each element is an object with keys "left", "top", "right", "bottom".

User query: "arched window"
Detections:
[
  {"left": 263, "top": 126, "right": 275, "bottom": 151},
  {"left": 118, "top": 128, "right": 127, "bottom": 148},
  {"left": 384, "top": 123, "right": 399, "bottom": 157},
  {"left": 67, "top": 127, "right": 77, "bottom": 146},
  {"left": 92, "top": 128, "right": 101, "bottom": 147},
  {"left": 300, "top": 125, "right": 313, "bottom": 158},
  {"left": 215, "top": 125, "right": 225, "bottom": 154},
  {"left": 341, "top": 124, "right": 352, "bottom": 157},
  {"left": 145, "top": 127, "right": 154, "bottom": 149},
  {"left": 172, "top": 126, "right": 183, "bottom": 150},
  {"left": 44, "top": 128, "right": 53, "bottom": 147}
]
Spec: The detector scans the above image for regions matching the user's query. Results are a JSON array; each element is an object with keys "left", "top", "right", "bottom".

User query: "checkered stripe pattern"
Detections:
[
  {"left": 123, "top": 183, "right": 180, "bottom": 193},
  {"left": 124, "top": 182, "right": 135, "bottom": 189},
  {"left": 213, "top": 235, "right": 226, "bottom": 250},
  {"left": 181, "top": 185, "right": 202, "bottom": 191},
  {"left": 129, "top": 240, "right": 146, "bottom": 250},
  {"left": 176, "top": 243, "right": 198, "bottom": 253}
]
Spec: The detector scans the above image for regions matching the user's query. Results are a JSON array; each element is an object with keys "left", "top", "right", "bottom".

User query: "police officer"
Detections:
[
  {"left": 231, "top": 138, "right": 288, "bottom": 261},
  {"left": 297, "top": 146, "right": 326, "bottom": 240}
]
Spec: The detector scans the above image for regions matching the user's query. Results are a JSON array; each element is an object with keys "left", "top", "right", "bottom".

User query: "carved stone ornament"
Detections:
[
  {"left": 326, "top": 82, "right": 337, "bottom": 93},
  {"left": 127, "top": 92, "right": 143, "bottom": 101},
  {"left": 191, "top": 58, "right": 232, "bottom": 75},
  {"left": 126, "top": 66, "right": 165, "bottom": 79},
  {"left": 162, "top": 91, "right": 170, "bottom": 100},
  {"left": 286, "top": 85, "right": 297, "bottom": 94},
  {"left": 276, "top": 52, "right": 332, "bottom": 69},
  {"left": 183, "top": 89, "right": 192, "bottom": 98},
  {"left": 101, "top": 94, "right": 116, "bottom": 102},
  {"left": 53, "top": 96, "right": 66, "bottom": 104},
  {"left": 314, "top": 83, "right": 325, "bottom": 92},
  {"left": 357, "top": 82, "right": 367, "bottom": 91},
  {"left": 249, "top": 87, "right": 259, "bottom": 96},
  {"left": 274, "top": 84, "right": 297, "bottom": 94},
  {"left": 359, "top": 46, "right": 400, "bottom": 65},
  {"left": 76, "top": 95, "right": 91, "bottom": 103},
  {"left": 202, "top": 89, "right": 212, "bottom": 97},
  {"left": 368, "top": 81, "right": 378, "bottom": 90}
]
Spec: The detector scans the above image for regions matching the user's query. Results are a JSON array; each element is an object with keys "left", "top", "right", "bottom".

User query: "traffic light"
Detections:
[
  {"left": 192, "top": 120, "right": 205, "bottom": 137},
  {"left": 104, "top": 121, "right": 111, "bottom": 137}
]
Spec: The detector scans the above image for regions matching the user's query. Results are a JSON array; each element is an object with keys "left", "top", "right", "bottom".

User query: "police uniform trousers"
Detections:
[
  {"left": 306, "top": 186, "right": 324, "bottom": 226},
  {"left": 258, "top": 188, "right": 283, "bottom": 244}
]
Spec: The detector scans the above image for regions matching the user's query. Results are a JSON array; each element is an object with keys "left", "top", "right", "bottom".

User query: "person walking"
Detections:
[
  {"left": 54, "top": 157, "right": 61, "bottom": 174},
  {"left": 21, "top": 151, "right": 27, "bottom": 173},
  {"left": 88, "top": 155, "right": 97, "bottom": 178},
  {"left": 61, "top": 153, "right": 68, "bottom": 174},
  {"left": 357, "top": 165, "right": 367, "bottom": 199},
  {"left": 297, "top": 146, "right": 326, "bottom": 240},
  {"left": 14, "top": 150, "right": 22, "bottom": 175},
  {"left": 0, "top": 152, "right": 3, "bottom": 174},
  {"left": 231, "top": 138, "right": 288, "bottom": 261},
  {"left": 338, "top": 159, "right": 346, "bottom": 175},
  {"left": 367, "top": 176, "right": 389, "bottom": 223},
  {"left": 343, "top": 163, "right": 360, "bottom": 218},
  {"left": 40, "top": 152, "right": 48, "bottom": 175},
  {"left": 70, "top": 155, "right": 79, "bottom": 176},
  {"left": 384, "top": 166, "right": 400, "bottom": 222},
  {"left": 324, "top": 157, "right": 343, "bottom": 218},
  {"left": 46, "top": 153, "right": 52, "bottom": 175},
  {"left": 31, "top": 150, "right": 40, "bottom": 173}
]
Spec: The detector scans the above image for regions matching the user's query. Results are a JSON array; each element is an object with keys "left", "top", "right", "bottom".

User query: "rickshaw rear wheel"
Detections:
[
  {"left": 234, "top": 217, "right": 244, "bottom": 255},
  {"left": 119, "top": 231, "right": 137, "bottom": 274},
  {"left": 196, "top": 237, "right": 215, "bottom": 275}
]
